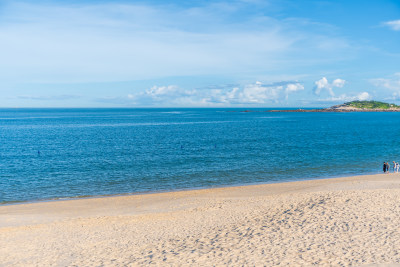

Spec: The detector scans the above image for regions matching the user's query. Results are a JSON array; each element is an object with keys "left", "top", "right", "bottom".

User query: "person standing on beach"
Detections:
[
  {"left": 393, "top": 161, "right": 396, "bottom": 172},
  {"left": 386, "top": 162, "right": 390, "bottom": 173},
  {"left": 383, "top": 162, "right": 387, "bottom": 173}
]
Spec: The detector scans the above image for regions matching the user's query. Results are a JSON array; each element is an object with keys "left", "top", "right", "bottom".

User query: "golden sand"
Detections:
[{"left": 2, "top": 174, "right": 400, "bottom": 266}]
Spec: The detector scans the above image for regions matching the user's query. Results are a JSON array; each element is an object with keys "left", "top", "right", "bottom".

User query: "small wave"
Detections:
[{"left": 159, "top": 111, "right": 183, "bottom": 114}]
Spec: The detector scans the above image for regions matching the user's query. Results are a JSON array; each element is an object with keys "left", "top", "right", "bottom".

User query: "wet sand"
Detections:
[{"left": 2, "top": 173, "right": 400, "bottom": 266}]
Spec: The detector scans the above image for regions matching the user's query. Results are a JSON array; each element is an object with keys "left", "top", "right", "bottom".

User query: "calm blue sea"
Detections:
[{"left": 1, "top": 108, "right": 400, "bottom": 204}]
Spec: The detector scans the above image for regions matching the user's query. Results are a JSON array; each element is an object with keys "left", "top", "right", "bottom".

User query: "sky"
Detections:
[{"left": 0, "top": 0, "right": 399, "bottom": 107}]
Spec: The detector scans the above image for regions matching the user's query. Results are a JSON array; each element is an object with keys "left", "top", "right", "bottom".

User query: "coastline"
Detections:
[
  {"left": 2, "top": 173, "right": 400, "bottom": 265},
  {"left": 0, "top": 171, "right": 381, "bottom": 206}
]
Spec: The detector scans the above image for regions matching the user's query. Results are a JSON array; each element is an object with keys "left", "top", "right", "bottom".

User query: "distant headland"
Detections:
[{"left": 266, "top": 101, "right": 400, "bottom": 112}]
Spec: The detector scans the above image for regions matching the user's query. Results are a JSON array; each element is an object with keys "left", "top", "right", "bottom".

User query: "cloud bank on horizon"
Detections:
[
  {"left": 108, "top": 81, "right": 306, "bottom": 106},
  {"left": 0, "top": 0, "right": 399, "bottom": 107}
]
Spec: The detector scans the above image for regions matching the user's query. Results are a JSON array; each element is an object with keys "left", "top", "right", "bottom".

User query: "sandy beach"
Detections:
[{"left": 2, "top": 174, "right": 400, "bottom": 266}]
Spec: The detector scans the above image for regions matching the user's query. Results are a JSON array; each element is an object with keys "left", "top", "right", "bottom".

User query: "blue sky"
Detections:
[{"left": 0, "top": 0, "right": 399, "bottom": 107}]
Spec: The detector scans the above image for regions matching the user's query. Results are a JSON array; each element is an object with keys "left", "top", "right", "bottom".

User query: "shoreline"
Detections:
[
  {"left": 0, "top": 171, "right": 382, "bottom": 207},
  {"left": 3, "top": 173, "right": 400, "bottom": 265}
]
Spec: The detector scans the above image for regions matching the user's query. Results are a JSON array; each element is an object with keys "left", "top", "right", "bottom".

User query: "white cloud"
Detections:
[
  {"left": 237, "top": 82, "right": 281, "bottom": 103},
  {"left": 356, "top": 92, "right": 371, "bottom": 101},
  {"left": 370, "top": 73, "right": 400, "bottom": 99},
  {"left": 384, "top": 20, "right": 400, "bottom": 31},
  {"left": 313, "top": 77, "right": 371, "bottom": 103},
  {"left": 370, "top": 73, "right": 400, "bottom": 90},
  {"left": 0, "top": 1, "right": 351, "bottom": 84},
  {"left": 129, "top": 85, "right": 198, "bottom": 105},
  {"left": 285, "top": 83, "right": 304, "bottom": 100},
  {"left": 332, "top": 78, "right": 346, "bottom": 88},
  {"left": 213, "top": 81, "right": 304, "bottom": 104},
  {"left": 314, "top": 77, "right": 331, "bottom": 96},
  {"left": 107, "top": 81, "right": 304, "bottom": 106},
  {"left": 146, "top": 85, "right": 179, "bottom": 98},
  {"left": 318, "top": 92, "right": 371, "bottom": 103},
  {"left": 0, "top": 2, "right": 289, "bottom": 83},
  {"left": 313, "top": 77, "right": 346, "bottom": 96}
]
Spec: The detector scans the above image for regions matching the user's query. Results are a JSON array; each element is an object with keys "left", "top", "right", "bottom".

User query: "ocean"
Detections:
[{"left": 1, "top": 108, "right": 400, "bottom": 204}]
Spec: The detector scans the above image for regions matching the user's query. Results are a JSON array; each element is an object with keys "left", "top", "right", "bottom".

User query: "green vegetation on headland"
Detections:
[
  {"left": 339, "top": 100, "right": 400, "bottom": 110},
  {"left": 258, "top": 100, "right": 400, "bottom": 112}
]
